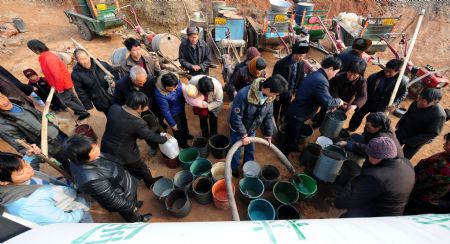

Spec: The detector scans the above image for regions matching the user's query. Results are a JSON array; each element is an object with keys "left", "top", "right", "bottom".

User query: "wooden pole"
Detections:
[
  {"left": 41, "top": 86, "right": 55, "bottom": 157},
  {"left": 387, "top": 9, "right": 425, "bottom": 109}
]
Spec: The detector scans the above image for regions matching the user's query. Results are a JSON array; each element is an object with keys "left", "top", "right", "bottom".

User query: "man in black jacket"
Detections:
[
  {"left": 335, "top": 137, "right": 415, "bottom": 217},
  {"left": 72, "top": 49, "right": 118, "bottom": 116},
  {"left": 102, "top": 92, "right": 167, "bottom": 188},
  {"left": 396, "top": 88, "right": 446, "bottom": 159},
  {"left": 348, "top": 59, "right": 408, "bottom": 131},
  {"left": 64, "top": 135, "right": 151, "bottom": 222},
  {"left": 338, "top": 37, "right": 371, "bottom": 73},
  {"left": 272, "top": 41, "right": 309, "bottom": 125},
  {"left": 179, "top": 27, "right": 212, "bottom": 76}
]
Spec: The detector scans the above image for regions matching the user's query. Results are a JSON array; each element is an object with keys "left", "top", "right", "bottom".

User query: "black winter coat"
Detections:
[
  {"left": 396, "top": 102, "right": 446, "bottom": 147},
  {"left": 113, "top": 75, "right": 155, "bottom": 107},
  {"left": 338, "top": 50, "right": 366, "bottom": 73},
  {"left": 272, "top": 54, "right": 305, "bottom": 96},
  {"left": 101, "top": 105, "right": 167, "bottom": 164},
  {"left": 70, "top": 153, "right": 138, "bottom": 212},
  {"left": 364, "top": 70, "right": 408, "bottom": 111},
  {"left": 329, "top": 72, "right": 367, "bottom": 109},
  {"left": 179, "top": 39, "right": 212, "bottom": 75},
  {"left": 230, "top": 66, "right": 266, "bottom": 94},
  {"left": 72, "top": 60, "right": 118, "bottom": 111},
  {"left": 335, "top": 157, "right": 415, "bottom": 217}
]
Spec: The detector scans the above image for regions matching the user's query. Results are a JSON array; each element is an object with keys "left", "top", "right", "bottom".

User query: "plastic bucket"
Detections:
[
  {"left": 192, "top": 177, "right": 213, "bottom": 205},
  {"left": 73, "top": 124, "right": 98, "bottom": 142},
  {"left": 190, "top": 158, "right": 212, "bottom": 177},
  {"left": 299, "top": 143, "right": 322, "bottom": 167},
  {"left": 153, "top": 178, "right": 174, "bottom": 201},
  {"left": 151, "top": 33, "right": 181, "bottom": 61},
  {"left": 165, "top": 189, "right": 192, "bottom": 218},
  {"left": 270, "top": 0, "right": 292, "bottom": 12},
  {"left": 174, "top": 170, "right": 194, "bottom": 196},
  {"left": 179, "top": 148, "right": 199, "bottom": 170},
  {"left": 272, "top": 181, "right": 299, "bottom": 206},
  {"left": 193, "top": 137, "right": 209, "bottom": 158},
  {"left": 313, "top": 145, "right": 347, "bottom": 183},
  {"left": 248, "top": 199, "right": 276, "bottom": 221},
  {"left": 212, "top": 179, "right": 236, "bottom": 210},
  {"left": 211, "top": 162, "right": 225, "bottom": 181},
  {"left": 291, "top": 173, "right": 317, "bottom": 199},
  {"left": 298, "top": 124, "right": 314, "bottom": 145},
  {"left": 260, "top": 165, "right": 280, "bottom": 191},
  {"left": 295, "top": 2, "right": 314, "bottom": 24},
  {"left": 335, "top": 160, "right": 361, "bottom": 187},
  {"left": 276, "top": 204, "right": 302, "bottom": 220},
  {"left": 162, "top": 154, "right": 181, "bottom": 169},
  {"left": 243, "top": 161, "right": 261, "bottom": 177},
  {"left": 239, "top": 177, "right": 265, "bottom": 204},
  {"left": 209, "top": 134, "right": 230, "bottom": 159},
  {"left": 320, "top": 110, "right": 347, "bottom": 139},
  {"left": 316, "top": 136, "right": 333, "bottom": 148}
]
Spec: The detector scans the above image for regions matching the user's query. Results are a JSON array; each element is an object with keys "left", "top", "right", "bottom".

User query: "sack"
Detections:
[{"left": 159, "top": 133, "right": 179, "bottom": 159}]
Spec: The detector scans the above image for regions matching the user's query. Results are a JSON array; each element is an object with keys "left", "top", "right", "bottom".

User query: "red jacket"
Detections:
[{"left": 38, "top": 51, "right": 73, "bottom": 92}]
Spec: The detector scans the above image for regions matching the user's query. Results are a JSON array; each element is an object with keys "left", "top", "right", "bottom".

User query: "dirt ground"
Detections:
[{"left": 0, "top": 0, "right": 449, "bottom": 223}]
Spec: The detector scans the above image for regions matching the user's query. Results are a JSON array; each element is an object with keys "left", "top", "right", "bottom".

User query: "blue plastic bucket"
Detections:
[{"left": 248, "top": 199, "right": 276, "bottom": 221}]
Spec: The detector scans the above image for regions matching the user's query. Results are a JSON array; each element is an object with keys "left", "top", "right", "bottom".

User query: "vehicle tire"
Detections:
[{"left": 76, "top": 21, "right": 94, "bottom": 41}]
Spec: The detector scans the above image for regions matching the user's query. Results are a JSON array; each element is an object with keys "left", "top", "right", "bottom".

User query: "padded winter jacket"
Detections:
[
  {"left": 179, "top": 39, "right": 212, "bottom": 75},
  {"left": 272, "top": 54, "right": 305, "bottom": 96},
  {"left": 38, "top": 51, "right": 73, "bottom": 93},
  {"left": 188, "top": 75, "right": 224, "bottom": 117},
  {"left": 154, "top": 73, "right": 185, "bottom": 127}
]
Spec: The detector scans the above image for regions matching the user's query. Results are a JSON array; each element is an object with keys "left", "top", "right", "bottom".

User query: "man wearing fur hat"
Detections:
[
  {"left": 272, "top": 41, "right": 310, "bottom": 125},
  {"left": 335, "top": 137, "right": 415, "bottom": 217},
  {"left": 338, "top": 37, "right": 372, "bottom": 73},
  {"left": 179, "top": 27, "right": 212, "bottom": 76}
]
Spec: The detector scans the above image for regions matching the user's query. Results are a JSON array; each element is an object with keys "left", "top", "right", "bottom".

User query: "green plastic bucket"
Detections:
[
  {"left": 239, "top": 177, "right": 265, "bottom": 204},
  {"left": 179, "top": 148, "right": 199, "bottom": 170},
  {"left": 272, "top": 181, "right": 299, "bottom": 205},
  {"left": 291, "top": 173, "right": 317, "bottom": 199},
  {"left": 190, "top": 158, "right": 212, "bottom": 177},
  {"left": 248, "top": 199, "right": 275, "bottom": 221}
]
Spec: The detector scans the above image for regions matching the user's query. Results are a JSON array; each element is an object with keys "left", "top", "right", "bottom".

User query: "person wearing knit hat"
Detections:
[
  {"left": 337, "top": 37, "right": 371, "bottom": 73},
  {"left": 229, "top": 57, "right": 267, "bottom": 97},
  {"left": 22, "top": 68, "right": 67, "bottom": 111},
  {"left": 179, "top": 26, "right": 212, "bottom": 76},
  {"left": 272, "top": 41, "right": 309, "bottom": 124},
  {"left": 334, "top": 136, "right": 415, "bottom": 217}
]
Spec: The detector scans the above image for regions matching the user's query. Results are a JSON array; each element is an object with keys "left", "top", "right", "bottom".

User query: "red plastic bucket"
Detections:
[
  {"left": 212, "top": 179, "right": 235, "bottom": 210},
  {"left": 162, "top": 154, "right": 180, "bottom": 169}
]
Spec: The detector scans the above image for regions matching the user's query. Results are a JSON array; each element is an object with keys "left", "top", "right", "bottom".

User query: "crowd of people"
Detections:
[{"left": 0, "top": 27, "right": 448, "bottom": 227}]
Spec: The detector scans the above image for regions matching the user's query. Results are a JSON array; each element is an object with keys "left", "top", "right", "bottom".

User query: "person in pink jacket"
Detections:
[{"left": 27, "top": 39, "right": 89, "bottom": 120}]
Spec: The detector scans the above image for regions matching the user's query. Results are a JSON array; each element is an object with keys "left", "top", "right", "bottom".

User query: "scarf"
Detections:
[{"left": 247, "top": 57, "right": 258, "bottom": 77}]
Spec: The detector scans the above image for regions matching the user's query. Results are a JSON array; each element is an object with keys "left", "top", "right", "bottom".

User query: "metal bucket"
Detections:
[
  {"left": 313, "top": 145, "right": 347, "bottom": 183},
  {"left": 260, "top": 165, "right": 280, "bottom": 191},
  {"left": 209, "top": 134, "right": 230, "bottom": 159},
  {"left": 276, "top": 204, "right": 302, "bottom": 220},
  {"left": 151, "top": 33, "right": 181, "bottom": 61},
  {"left": 248, "top": 199, "right": 276, "bottom": 221},
  {"left": 320, "top": 110, "right": 347, "bottom": 139},
  {"left": 335, "top": 160, "right": 361, "bottom": 187},
  {"left": 239, "top": 177, "right": 265, "bottom": 204},
  {"left": 190, "top": 11, "right": 207, "bottom": 28},
  {"left": 153, "top": 178, "right": 174, "bottom": 201},
  {"left": 192, "top": 177, "right": 213, "bottom": 205},
  {"left": 299, "top": 143, "right": 322, "bottom": 167},
  {"left": 174, "top": 170, "right": 194, "bottom": 196},
  {"left": 193, "top": 137, "right": 209, "bottom": 158},
  {"left": 165, "top": 189, "right": 192, "bottom": 218}
]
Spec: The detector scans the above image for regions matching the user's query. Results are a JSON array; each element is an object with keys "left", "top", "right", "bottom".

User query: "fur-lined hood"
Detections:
[
  {"left": 156, "top": 71, "right": 180, "bottom": 96},
  {"left": 247, "top": 77, "right": 276, "bottom": 105}
]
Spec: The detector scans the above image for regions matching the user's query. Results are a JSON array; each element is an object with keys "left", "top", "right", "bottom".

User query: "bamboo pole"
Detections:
[
  {"left": 41, "top": 86, "right": 55, "bottom": 157},
  {"left": 387, "top": 9, "right": 425, "bottom": 109}
]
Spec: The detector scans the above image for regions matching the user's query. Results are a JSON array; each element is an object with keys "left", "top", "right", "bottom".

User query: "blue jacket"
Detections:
[
  {"left": 229, "top": 78, "right": 274, "bottom": 137},
  {"left": 154, "top": 74, "right": 185, "bottom": 127},
  {"left": 286, "top": 69, "right": 342, "bottom": 120}
]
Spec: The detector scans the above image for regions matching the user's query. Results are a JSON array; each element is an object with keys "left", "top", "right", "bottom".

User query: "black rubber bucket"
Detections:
[
  {"left": 299, "top": 143, "right": 322, "bottom": 167},
  {"left": 259, "top": 165, "right": 280, "bottom": 191},
  {"left": 298, "top": 124, "right": 314, "bottom": 145},
  {"left": 193, "top": 137, "right": 209, "bottom": 158},
  {"left": 276, "top": 204, "right": 302, "bottom": 220},
  {"left": 192, "top": 177, "right": 213, "bottom": 205},
  {"left": 335, "top": 160, "right": 361, "bottom": 187},
  {"left": 165, "top": 188, "right": 192, "bottom": 218},
  {"left": 209, "top": 134, "right": 230, "bottom": 159}
]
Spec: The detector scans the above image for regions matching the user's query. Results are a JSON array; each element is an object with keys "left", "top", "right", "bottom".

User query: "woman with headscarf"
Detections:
[{"left": 336, "top": 112, "right": 404, "bottom": 158}]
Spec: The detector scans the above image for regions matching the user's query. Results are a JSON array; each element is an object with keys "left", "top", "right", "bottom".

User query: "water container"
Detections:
[
  {"left": 151, "top": 33, "right": 181, "bottom": 61},
  {"left": 174, "top": 170, "right": 194, "bottom": 196},
  {"left": 291, "top": 173, "right": 317, "bottom": 199},
  {"left": 295, "top": 2, "right": 315, "bottom": 24},
  {"left": 192, "top": 137, "right": 209, "bottom": 158},
  {"left": 192, "top": 177, "right": 213, "bottom": 205},
  {"left": 211, "top": 162, "right": 225, "bottom": 182},
  {"left": 209, "top": 134, "right": 230, "bottom": 159},
  {"left": 272, "top": 181, "right": 299, "bottom": 206},
  {"left": 270, "top": 0, "right": 292, "bottom": 12},
  {"left": 239, "top": 177, "right": 265, "bottom": 204},
  {"left": 298, "top": 124, "right": 314, "bottom": 145},
  {"left": 320, "top": 110, "right": 347, "bottom": 139},
  {"left": 299, "top": 143, "right": 322, "bottom": 167},
  {"left": 165, "top": 189, "right": 192, "bottom": 218},
  {"left": 259, "top": 165, "right": 280, "bottom": 191},
  {"left": 212, "top": 179, "right": 235, "bottom": 210},
  {"left": 159, "top": 134, "right": 179, "bottom": 159},
  {"left": 179, "top": 148, "right": 199, "bottom": 170},
  {"left": 248, "top": 199, "right": 276, "bottom": 221},
  {"left": 190, "top": 158, "right": 213, "bottom": 177},
  {"left": 243, "top": 161, "right": 261, "bottom": 177},
  {"left": 313, "top": 145, "right": 347, "bottom": 183},
  {"left": 276, "top": 204, "right": 302, "bottom": 220},
  {"left": 153, "top": 178, "right": 174, "bottom": 201}
]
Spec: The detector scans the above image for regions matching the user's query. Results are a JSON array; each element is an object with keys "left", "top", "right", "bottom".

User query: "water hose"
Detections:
[{"left": 224, "top": 137, "right": 295, "bottom": 221}]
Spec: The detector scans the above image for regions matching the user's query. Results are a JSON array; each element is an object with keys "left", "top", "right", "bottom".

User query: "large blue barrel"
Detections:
[
  {"left": 313, "top": 145, "right": 346, "bottom": 182},
  {"left": 295, "top": 2, "right": 314, "bottom": 25}
]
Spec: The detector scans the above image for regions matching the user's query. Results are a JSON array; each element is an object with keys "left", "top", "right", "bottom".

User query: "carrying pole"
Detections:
[
  {"left": 387, "top": 9, "right": 425, "bottom": 109},
  {"left": 40, "top": 87, "right": 55, "bottom": 157}
]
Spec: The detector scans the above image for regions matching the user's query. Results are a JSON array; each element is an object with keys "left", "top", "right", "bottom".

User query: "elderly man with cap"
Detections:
[
  {"left": 179, "top": 27, "right": 212, "bottom": 76},
  {"left": 272, "top": 41, "right": 310, "bottom": 125},
  {"left": 338, "top": 37, "right": 372, "bottom": 73},
  {"left": 335, "top": 137, "right": 415, "bottom": 217}
]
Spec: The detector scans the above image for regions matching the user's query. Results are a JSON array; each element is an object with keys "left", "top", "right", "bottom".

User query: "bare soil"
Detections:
[{"left": 0, "top": 0, "right": 449, "bottom": 223}]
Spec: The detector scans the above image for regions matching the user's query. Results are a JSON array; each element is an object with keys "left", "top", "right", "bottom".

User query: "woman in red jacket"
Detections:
[{"left": 27, "top": 39, "right": 90, "bottom": 120}]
